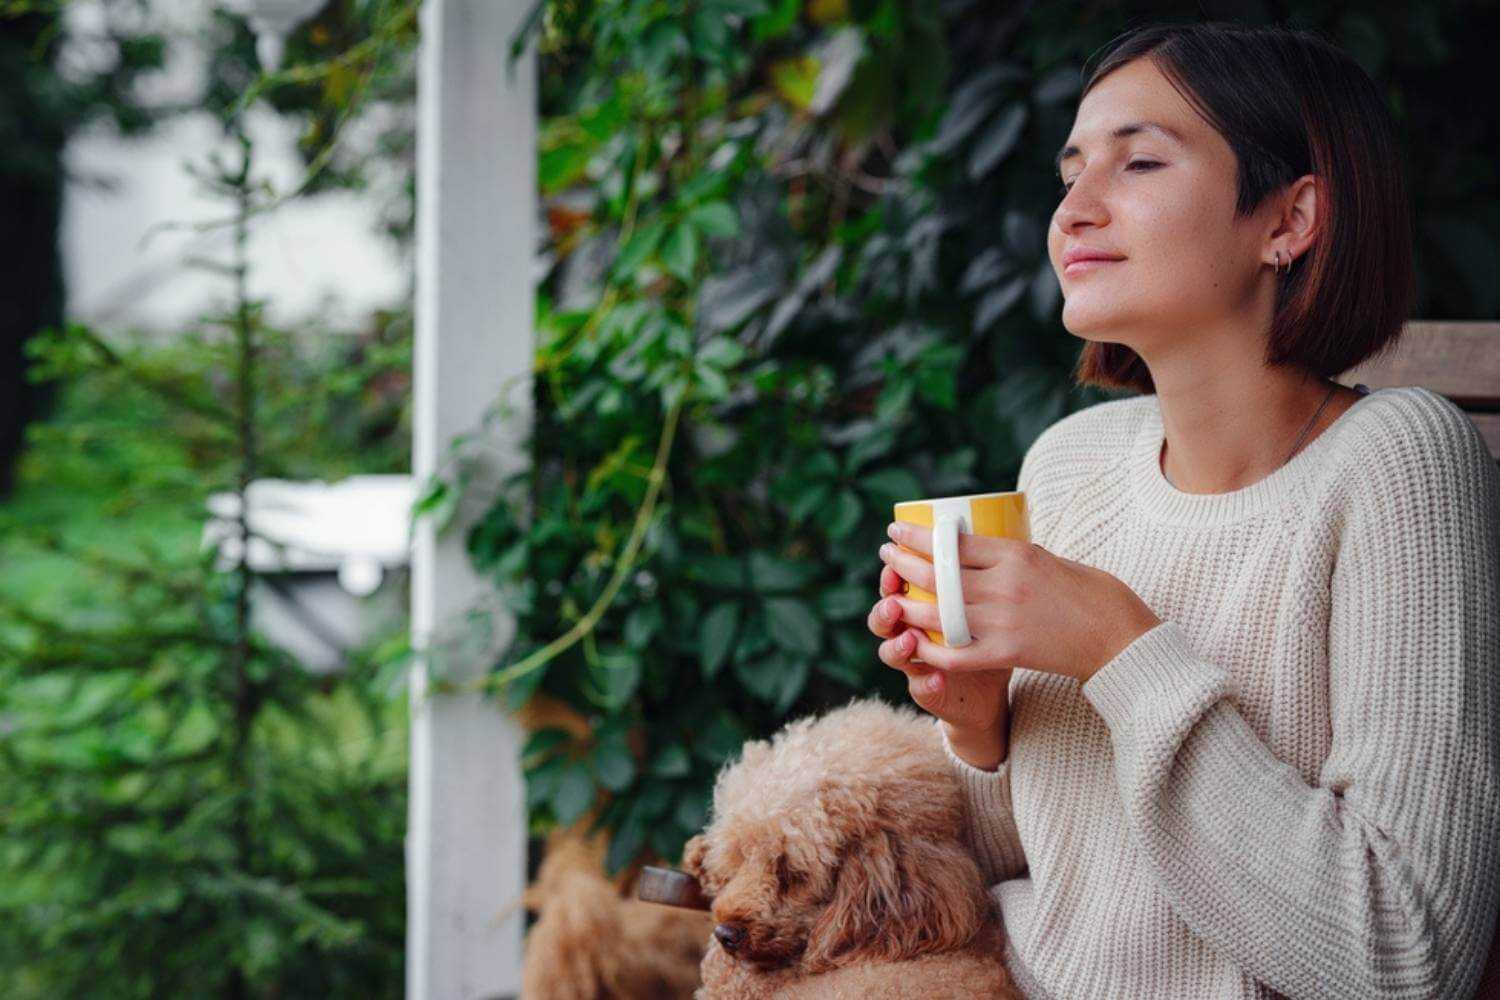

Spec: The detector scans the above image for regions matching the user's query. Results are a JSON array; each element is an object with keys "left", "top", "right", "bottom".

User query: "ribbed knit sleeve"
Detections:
[
  {"left": 937, "top": 718, "right": 1027, "bottom": 885},
  {"left": 1079, "top": 405, "right": 1500, "bottom": 999},
  {"left": 933, "top": 419, "right": 1082, "bottom": 887}
]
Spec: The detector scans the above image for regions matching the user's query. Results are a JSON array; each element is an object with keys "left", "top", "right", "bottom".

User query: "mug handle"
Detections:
[{"left": 933, "top": 512, "right": 972, "bottom": 648}]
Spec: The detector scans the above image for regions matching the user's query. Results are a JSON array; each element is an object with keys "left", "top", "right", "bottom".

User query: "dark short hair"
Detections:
[{"left": 1068, "top": 21, "right": 1415, "bottom": 395}]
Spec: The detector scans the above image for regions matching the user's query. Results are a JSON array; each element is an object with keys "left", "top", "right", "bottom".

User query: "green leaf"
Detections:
[
  {"left": 1028, "top": 260, "right": 1061, "bottom": 321},
  {"left": 875, "top": 380, "right": 914, "bottom": 423},
  {"left": 682, "top": 554, "right": 748, "bottom": 589},
  {"left": 552, "top": 762, "right": 596, "bottom": 826},
  {"left": 770, "top": 54, "right": 819, "bottom": 109},
  {"left": 650, "top": 743, "right": 692, "bottom": 778},
  {"left": 859, "top": 468, "right": 924, "bottom": 508},
  {"left": 539, "top": 141, "right": 594, "bottom": 192},
  {"left": 624, "top": 602, "right": 664, "bottom": 649},
  {"left": 733, "top": 649, "right": 788, "bottom": 703},
  {"left": 773, "top": 656, "right": 810, "bottom": 715},
  {"left": 844, "top": 425, "right": 896, "bottom": 473},
  {"left": 816, "top": 654, "right": 867, "bottom": 687},
  {"left": 527, "top": 756, "right": 566, "bottom": 811},
  {"left": 694, "top": 361, "right": 730, "bottom": 401},
  {"left": 825, "top": 489, "right": 862, "bottom": 539},
  {"left": 1001, "top": 209, "right": 1042, "bottom": 259},
  {"left": 636, "top": 779, "right": 675, "bottom": 819},
  {"left": 692, "top": 6, "right": 731, "bottom": 54},
  {"left": 700, "top": 602, "right": 741, "bottom": 679},
  {"left": 818, "top": 582, "right": 871, "bottom": 619},
  {"left": 787, "top": 482, "right": 831, "bottom": 524},
  {"left": 959, "top": 247, "right": 1011, "bottom": 295},
  {"left": 821, "top": 628, "right": 873, "bottom": 686},
  {"left": 698, "top": 335, "right": 746, "bottom": 368},
  {"left": 973, "top": 274, "right": 1028, "bottom": 333},
  {"left": 1033, "top": 62, "right": 1082, "bottom": 105},
  {"left": 523, "top": 727, "right": 573, "bottom": 768},
  {"left": 661, "top": 222, "right": 699, "bottom": 282},
  {"left": 926, "top": 70, "right": 1002, "bottom": 155},
  {"left": 586, "top": 648, "right": 642, "bottom": 710},
  {"left": 412, "top": 477, "right": 456, "bottom": 533},
  {"left": 687, "top": 200, "right": 740, "bottom": 238},
  {"left": 650, "top": 823, "right": 684, "bottom": 862},
  {"left": 698, "top": 263, "right": 782, "bottom": 333},
  {"left": 763, "top": 597, "right": 822, "bottom": 655},
  {"left": 748, "top": 551, "right": 820, "bottom": 592},
  {"left": 967, "top": 103, "right": 1028, "bottom": 180},
  {"left": 591, "top": 729, "right": 637, "bottom": 792},
  {"left": 502, "top": 660, "right": 549, "bottom": 713},
  {"left": 605, "top": 811, "right": 646, "bottom": 876},
  {"left": 994, "top": 366, "right": 1068, "bottom": 452},
  {"left": 613, "top": 220, "right": 668, "bottom": 279},
  {"left": 693, "top": 709, "right": 751, "bottom": 764},
  {"left": 673, "top": 786, "right": 710, "bottom": 832}
]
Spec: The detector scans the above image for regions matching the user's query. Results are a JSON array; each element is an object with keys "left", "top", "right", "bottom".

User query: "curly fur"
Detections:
[
  {"left": 683, "top": 698, "right": 1022, "bottom": 999},
  {"left": 521, "top": 824, "right": 714, "bottom": 999},
  {"left": 517, "top": 692, "right": 712, "bottom": 999}
]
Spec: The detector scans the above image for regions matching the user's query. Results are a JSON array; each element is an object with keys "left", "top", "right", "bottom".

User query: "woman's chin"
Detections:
[{"left": 1060, "top": 297, "right": 1152, "bottom": 338}]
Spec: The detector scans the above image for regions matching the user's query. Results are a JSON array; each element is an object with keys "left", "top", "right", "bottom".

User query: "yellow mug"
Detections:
[{"left": 891, "top": 491, "right": 1030, "bottom": 648}]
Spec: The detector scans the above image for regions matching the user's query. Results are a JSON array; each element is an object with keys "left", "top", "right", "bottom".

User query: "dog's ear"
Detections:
[
  {"left": 803, "top": 830, "right": 989, "bottom": 971},
  {"left": 681, "top": 833, "right": 709, "bottom": 881}
]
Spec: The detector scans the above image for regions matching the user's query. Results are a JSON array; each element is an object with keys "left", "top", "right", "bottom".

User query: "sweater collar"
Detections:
[{"left": 1128, "top": 386, "right": 1382, "bottom": 528}]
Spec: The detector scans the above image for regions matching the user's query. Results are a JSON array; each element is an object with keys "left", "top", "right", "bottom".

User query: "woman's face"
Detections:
[{"left": 1047, "top": 57, "right": 1268, "bottom": 346}]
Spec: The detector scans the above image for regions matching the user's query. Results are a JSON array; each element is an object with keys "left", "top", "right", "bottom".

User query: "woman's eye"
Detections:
[{"left": 1059, "top": 160, "right": 1162, "bottom": 195}]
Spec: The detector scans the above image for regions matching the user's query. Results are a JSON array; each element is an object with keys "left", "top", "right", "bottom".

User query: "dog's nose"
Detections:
[{"left": 714, "top": 923, "right": 747, "bottom": 952}]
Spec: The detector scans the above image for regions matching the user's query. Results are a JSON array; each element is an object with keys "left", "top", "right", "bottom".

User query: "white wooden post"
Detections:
[{"left": 408, "top": 2, "right": 536, "bottom": 998}]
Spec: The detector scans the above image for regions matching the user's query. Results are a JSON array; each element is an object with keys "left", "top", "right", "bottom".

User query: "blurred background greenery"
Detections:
[{"left": 1, "top": 0, "right": 1495, "bottom": 996}]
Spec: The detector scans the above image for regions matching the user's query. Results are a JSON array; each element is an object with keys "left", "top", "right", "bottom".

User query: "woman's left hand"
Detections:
[{"left": 877, "top": 521, "right": 1163, "bottom": 684}]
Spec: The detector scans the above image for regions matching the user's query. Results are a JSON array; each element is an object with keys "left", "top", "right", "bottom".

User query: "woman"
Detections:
[{"left": 867, "top": 21, "right": 1500, "bottom": 1000}]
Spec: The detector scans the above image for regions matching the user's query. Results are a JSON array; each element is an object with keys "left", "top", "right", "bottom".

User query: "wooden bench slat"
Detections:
[
  {"left": 1340, "top": 322, "right": 1500, "bottom": 409},
  {"left": 1470, "top": 413, "right": 1500, "bottom": 462}
]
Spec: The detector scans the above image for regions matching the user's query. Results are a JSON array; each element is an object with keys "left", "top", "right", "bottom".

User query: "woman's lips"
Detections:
[{"left": 1064, "top": 258, "right": 1123, "bottom": 275}]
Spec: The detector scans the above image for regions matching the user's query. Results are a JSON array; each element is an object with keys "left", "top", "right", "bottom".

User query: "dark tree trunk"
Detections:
[{"left": 0, "top": 12, "right": 65, "bottom": 500}]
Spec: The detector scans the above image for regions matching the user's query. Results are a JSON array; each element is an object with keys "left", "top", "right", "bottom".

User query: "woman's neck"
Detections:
[{"left": 1156, "top": 374, "right": 1363, "bottom": 495}]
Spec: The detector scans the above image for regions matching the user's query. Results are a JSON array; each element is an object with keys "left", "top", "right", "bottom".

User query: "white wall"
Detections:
[{"left": 57, "top": 0, "right": 409, "bottom": 337}]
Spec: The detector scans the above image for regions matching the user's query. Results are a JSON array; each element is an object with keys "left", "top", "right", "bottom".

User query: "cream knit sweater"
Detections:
[{"left": 939, "top": 384, "right": 1500, "bottom": 1000}]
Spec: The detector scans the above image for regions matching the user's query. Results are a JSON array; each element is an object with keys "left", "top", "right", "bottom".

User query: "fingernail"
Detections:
[
  {"left": 879, "top": 598, "right": 897, "bottom": 620},
  {"left": 925, "top": 673, "right": 941, "bottom": 694},
  {"left": 879, "top": 543, "right": 892, "bottom": 558},
  {"left": 901, "top": 631, "right": 915, "bottom": 650},
  {"left": 887, "top": 522, "right": 901, "bottom": 541}
]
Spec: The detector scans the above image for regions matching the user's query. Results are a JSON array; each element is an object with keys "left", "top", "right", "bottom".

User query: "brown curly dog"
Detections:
[
  {"left": 682, "top": 697, "right": 1022, "bottom": 999},
  {"left": 521, "top": 823, "right": 712, "bottom": 999}
]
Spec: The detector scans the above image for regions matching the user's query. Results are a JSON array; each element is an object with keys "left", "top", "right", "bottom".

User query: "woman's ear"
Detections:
[{"left": 803, "top": 830, "right": 989, "bottom": 972}]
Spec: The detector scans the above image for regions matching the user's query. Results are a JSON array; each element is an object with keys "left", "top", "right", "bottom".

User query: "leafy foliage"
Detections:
[
  {"left": 453, "top": 0, "right": 1500, "bottom": 880},
  {"left": 0, "top": 2, "right": 418, "bottom": 996},
  {"left": 450, "top": 0, "right": 1104, "bottom": 877},
  {"left": 1, "top": 0, "right": 1496, "bottom": 991}
]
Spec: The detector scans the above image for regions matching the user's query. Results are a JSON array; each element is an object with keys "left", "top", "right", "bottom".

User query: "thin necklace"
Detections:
[
  {"left": 1162, "top": 382, "right": 1340, "bottom": 488},
  {"left": 1282, "top": 382, "right": 1341, "bottom": 463}
]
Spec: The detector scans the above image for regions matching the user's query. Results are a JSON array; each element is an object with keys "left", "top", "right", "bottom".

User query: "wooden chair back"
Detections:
[{"left": 1339, "top": 321, "right": 1500, "bottom": 462}]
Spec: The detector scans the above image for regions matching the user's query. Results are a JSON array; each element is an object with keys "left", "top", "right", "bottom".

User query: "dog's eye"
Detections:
[{"left": 775, "top": 855, "right": 808, "bottom": 893}]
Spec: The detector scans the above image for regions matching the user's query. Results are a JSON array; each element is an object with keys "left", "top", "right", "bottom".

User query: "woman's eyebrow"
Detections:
[{"left": 1054, "top": 120, "right": 1187, "bottom": 174}]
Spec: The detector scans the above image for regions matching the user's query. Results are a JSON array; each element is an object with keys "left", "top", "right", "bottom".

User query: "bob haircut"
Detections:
[{"left": 1069, "top": 21, "right": 1415, "bottom": 396}]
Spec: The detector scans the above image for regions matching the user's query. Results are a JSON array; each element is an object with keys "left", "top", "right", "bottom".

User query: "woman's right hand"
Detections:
[{"left": 869, "top": 563, "right": 1012, "bottom": 737}]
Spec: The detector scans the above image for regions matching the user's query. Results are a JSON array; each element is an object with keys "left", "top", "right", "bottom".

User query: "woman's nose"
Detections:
[
  {"left": 1054, "top": 176, "right": 1108, "bottom": 233},
  {"left": 714, "top": 922, "right": 747, "bottom": 952}
]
